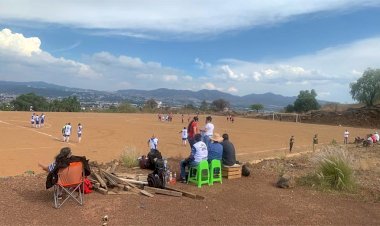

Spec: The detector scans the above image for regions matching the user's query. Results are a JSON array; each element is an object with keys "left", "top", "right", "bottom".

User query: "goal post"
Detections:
[{"left": 271, "top": 112, "right": 300, "bottom": 122}]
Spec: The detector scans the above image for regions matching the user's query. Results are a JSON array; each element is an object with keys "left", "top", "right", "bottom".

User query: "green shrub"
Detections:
[
  {"left": 120, "top": 146, "right": 139, "bottom": 168},
  {"left": 330, "top": 139, "right": 338, "bottom": 146},
  {"left": 313, "top": 146, "right": 355, "bottom": 191}
]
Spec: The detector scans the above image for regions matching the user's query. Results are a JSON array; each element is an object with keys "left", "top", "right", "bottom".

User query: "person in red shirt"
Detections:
[{"left": 187, "top": 116, "right": 199, "bottom": 148}]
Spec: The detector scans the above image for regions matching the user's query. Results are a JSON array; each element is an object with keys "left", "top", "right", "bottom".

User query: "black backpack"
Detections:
[
  {"left": 147, "top": 168, "right": 166, "bottom": 189},
  {"left": 146, "top": 149, "right": 163, "bottom": 170}
]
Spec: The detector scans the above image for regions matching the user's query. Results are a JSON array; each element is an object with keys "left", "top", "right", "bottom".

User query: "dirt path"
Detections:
[{"left": 0, "top": 170, "right": 379, "bottom": 225}]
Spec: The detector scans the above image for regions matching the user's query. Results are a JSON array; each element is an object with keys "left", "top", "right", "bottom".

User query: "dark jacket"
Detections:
[
  {"left": 46, "top": 155, "right": 91, "bottom": 189},
  {"left": 221, "top": 140, "right": 236, "bottom": 166}
]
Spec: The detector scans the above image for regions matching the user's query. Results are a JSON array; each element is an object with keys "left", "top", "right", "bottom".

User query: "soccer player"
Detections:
[{"left": 77, "top": 123, "right": 83, "bottom": 143}]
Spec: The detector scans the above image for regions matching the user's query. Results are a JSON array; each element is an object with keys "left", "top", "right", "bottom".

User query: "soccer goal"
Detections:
[{"left": 269, "top": 112, "right": 300, "bottom": 122}]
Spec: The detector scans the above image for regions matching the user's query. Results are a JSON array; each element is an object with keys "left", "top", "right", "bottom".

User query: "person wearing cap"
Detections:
[{"left": 207, "top": 133, "right": 223, "bottom": 162}]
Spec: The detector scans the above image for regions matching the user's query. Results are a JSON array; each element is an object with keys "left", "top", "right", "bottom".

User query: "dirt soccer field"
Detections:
[{"left": 0, "top": 111, "right": 373, "bottom": 176}]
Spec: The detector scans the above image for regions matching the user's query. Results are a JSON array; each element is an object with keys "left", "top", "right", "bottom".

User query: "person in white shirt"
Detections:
[
  {"left": 179, "top": 134, "right": 208, "bottom": 182},
  {"left": 64, "top": 123, "right": 72, "bottom": 143},
  {"left": 77, "top": 123, "right": 83, "bottom": 143},
  {"left": 201, "top": 116, "right": 214, "bottom": 147},
  {"left": 180, "top": 127, "right": 188, "bottom": 146},
  {"left": 374, "top": 132, "right": 379, "bottom": 142},
  {"left": 148, "top": 135, "right": 159, "bottom": 151},
  {"left": 344, "top": 129, "right": 349, "bottom": 144}
]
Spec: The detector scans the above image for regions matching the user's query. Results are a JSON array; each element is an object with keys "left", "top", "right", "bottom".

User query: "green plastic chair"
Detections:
[
  {"left": 209, "top": 159, "right": 222, "bottom": 185},
  {"left": 187, "top": 160, "right": 210, "bottom": 188}
]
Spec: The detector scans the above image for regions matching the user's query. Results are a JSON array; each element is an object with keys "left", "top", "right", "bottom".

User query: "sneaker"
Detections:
[{"left": 179, "top": 178, "right": 187, "bottom": 183}]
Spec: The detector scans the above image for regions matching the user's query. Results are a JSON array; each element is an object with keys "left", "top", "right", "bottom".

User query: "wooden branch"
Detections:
[
  {"left": 93, "top": 172, "right": 108, "bottom": 189},
  {"left": 144, "top": 186, "right": 182, "bottom": 197},
  {"left": 95, "top": 187, "right": 108, "bottom": 195},
  {"left": 110, "top": 161, "right": 119, "bottom": 174},
  {"left": 165, "top": 186, "right": 205, "bottom": 200},
  {"left": 140, "top": 190, "right": 154, "bottom": 197},
  {"left": 113, "top": 173, "right": 137, "bottom": 179}
]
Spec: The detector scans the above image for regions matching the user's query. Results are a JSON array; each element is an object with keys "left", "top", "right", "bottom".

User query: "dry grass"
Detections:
[{"left": 120, "top": 146, "right": 139, "bottom": 168}]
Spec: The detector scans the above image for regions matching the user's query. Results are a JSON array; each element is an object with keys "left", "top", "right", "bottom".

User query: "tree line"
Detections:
[{"left": 2, "top": 93, "right": 81, "bottom": 112}]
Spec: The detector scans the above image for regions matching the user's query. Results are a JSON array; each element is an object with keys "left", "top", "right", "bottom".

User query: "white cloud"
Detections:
[
  {"left": 202, "top": 82, "right": 217, "bottom": 90},
  {"left": 1, "top": 1, "right": 379, "bottom": 36},
  {"left": 0, "top": 28, "right": 41, "bottom": 56},
  {"left": 163, "top": 75, "right": 178, "bottom": 82},
  {"left": 199, "top": 36, "right": 380, "bottom": 102},
  {"left": 227, "top": 87, "right": 238, "bottom": 93}
]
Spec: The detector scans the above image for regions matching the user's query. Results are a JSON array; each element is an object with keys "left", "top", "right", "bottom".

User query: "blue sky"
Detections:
[{"left": 1, "top": 1, "right": 380, "bottom": 103}]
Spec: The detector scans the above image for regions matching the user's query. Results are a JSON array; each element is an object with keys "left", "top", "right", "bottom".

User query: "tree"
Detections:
[
  {"left": 293, "top": 89, "right": 320, "bottom": 113},
  {"left": 211, "top": 99, "right": 230, "bottom": 111},
  {"left": 350, "top": 68, "right": 380, "bottom": 107},
  {"left": 144, "top": 98, "right": 158, "bottom": 109},
  {"left": 284, "top": 104, "right": 295, "bottom": 113},
  {"left": 11, "top": 93, "right": 49, "bottom": 111},
  {"left": 199, "top": 100, "right": 209, "bottom": 111},
  {"left": 250, "top": 103, "right": 264, "bottom": 113}
]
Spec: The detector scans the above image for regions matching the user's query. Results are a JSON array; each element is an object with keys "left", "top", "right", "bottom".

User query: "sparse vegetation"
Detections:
[
  {"left": 120, "top": 146, "right": 139, "bottom": 168},
  {"left": 299, "top": 146, "right": 356, "bottom": 191}
]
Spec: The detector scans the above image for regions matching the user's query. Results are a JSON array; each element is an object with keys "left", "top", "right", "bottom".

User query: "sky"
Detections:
[{"left": 1, "top": 1, "right": 380, "bottom": 103}]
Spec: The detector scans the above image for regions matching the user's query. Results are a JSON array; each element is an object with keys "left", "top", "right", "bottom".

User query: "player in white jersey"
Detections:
[
  {"left": 77, "top": 123, "right": 83, "bottom": 143},
  {"left": 64, "top": 123, "right": 72, "bottom": 142},
  {"left": 35, "top": 114, "right": 40, "bottom": 128},
  {"left": 200, "top": 116, "right": 214, "bottom": 147},
  {"left": 148, "top": 135, "right": 158, "bottom": 151},
  {"left": 40, "top": 113, "right": 45, "bottom": 127},
  {"left": 179, "top": 127, "right": 188, "bottom": 146},
  {"left": 30, "top": 113, "right": 35, "bottom": 128}
]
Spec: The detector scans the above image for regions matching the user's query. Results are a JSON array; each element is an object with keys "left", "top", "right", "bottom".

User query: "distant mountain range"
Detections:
[{"left": 0, "top": 81, "right": 329, "bottom": 110}]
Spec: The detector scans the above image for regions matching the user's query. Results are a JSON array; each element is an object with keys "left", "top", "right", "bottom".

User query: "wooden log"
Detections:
[
  {"left": 144, "top": 186, "right": 182, "bottom": 197},
  {"left": 93, "top": 172, "right": 108, "bottom": 189},
  {"left": 114, "top": 173, "right": 137, "bottom": 179},
  {"left": 140, "top": 190, "right": 154, "bottom": 198},
  {"left": 137, "top": 175, "right": 148, "bottom": 182},
  {"left": 93, "top": 182, "right": 101, "bottom": 190},
  {"left": 95, "top": 187, "right": 108, "bottom": 195},
  {"left": 101, "top": 170, "right": 147, "bottom": 186},
  {"left": 108, "top": 191, "right": 132, "bottom": 195},
  {"left": 165, "top": 186, "right": 205, "bottom": 200},
  {"left": 110, "top": 161, "right": 119, "bottom": 174},
  {"left": 105, "top": 166, "right": 111, "bottom": 172}
]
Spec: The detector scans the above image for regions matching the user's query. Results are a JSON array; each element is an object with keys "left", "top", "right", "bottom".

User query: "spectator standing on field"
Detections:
[
  {"left": 200, "top": 116, "right": 214, "bottom": 147},
  {"left": 344, "top": 129, "right": 349, "bottom": 144},
  {"left": 179, "top": 127, "right": 188, "bottom": 146},
  {"left": 77, "top": 123, "right": 83, "bottom": 143},
  {"left": 187, "top": 116, "right": 199, "bottom": 148},
  {"left": 289, "top": 135, "right": 295, "bottom": 152},
  {"left": 148, "top": 135, "right": 159, "bottom": 151}
]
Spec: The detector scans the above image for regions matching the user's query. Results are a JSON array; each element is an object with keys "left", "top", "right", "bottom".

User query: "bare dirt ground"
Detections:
[
  {"left": 0, "top": 111, "right": 379, "bottom": 225},
  {"left": 0, "top": 111, "right": 373, "bottom": 176}
]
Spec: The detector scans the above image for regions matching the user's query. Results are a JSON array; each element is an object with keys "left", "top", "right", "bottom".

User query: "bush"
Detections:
[
  {"left": 313, "top": 146, "right": 355, "bottom": 191},
  {"left": 120, "top": 146, "right": 139, "bottom": 168}
]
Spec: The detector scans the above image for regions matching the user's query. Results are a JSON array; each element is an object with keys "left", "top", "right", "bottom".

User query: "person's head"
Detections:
[
  {"left": 55, "top": 147, "right": 72, "bottom": 161},
  {"left": 206, "top": 116, "right": 212, "bottom": 123},
  {"left": 194, "top": 133, "right": 202, "bottom": 142},
  {"left": 193, "top": 116, "right": 199, "bottom": 122},
  {"left": 68, "top": 122, "right": 71, "bottom": 125},
  {"left": 183, "top": 127, "right": 186, "bottom": 129},
  {"left": 78, "top": 123, "right": 81, "bottom": 126},
  {"left": 211, "top": 133, "right": 223, "bottom": 143},
  {"left": 222, "top": 133, "right": 229, "bottom": 141}
]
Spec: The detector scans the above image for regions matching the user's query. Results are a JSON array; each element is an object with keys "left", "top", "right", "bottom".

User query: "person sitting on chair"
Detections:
[
  {"left": 179, "top": 133, "right": 208, "bottom": 182},
  {"left": 39, "top": 147, "right": 72, "bottom": 172},
  {"left": 221, "top": 133, "right": 237, "bottom": 166},
  {"left": 207, "top": 133, "right": 223, "bottom": 162},
  {"left": 39, "top": 147, "right": 91, "bottom": 189}
]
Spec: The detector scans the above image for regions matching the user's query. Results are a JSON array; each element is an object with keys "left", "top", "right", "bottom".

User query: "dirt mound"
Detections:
[{"left": 302, "top": 105, "right": 380, "bottom": 128}]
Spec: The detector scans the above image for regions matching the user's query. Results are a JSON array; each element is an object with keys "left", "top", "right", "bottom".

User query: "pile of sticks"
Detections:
[{"left": 89, "top": 161, "right": 204, "bottom": 200}]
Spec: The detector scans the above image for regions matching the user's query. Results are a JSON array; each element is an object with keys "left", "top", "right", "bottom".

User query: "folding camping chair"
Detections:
[{"left": 53, "top": 161, "right": 85, "bottom": 209}]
